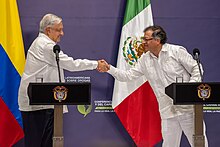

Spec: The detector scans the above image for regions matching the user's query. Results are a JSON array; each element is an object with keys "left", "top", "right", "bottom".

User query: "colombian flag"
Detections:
[{"left": 0, "top": 0, "right": 25, "bottom": 146}]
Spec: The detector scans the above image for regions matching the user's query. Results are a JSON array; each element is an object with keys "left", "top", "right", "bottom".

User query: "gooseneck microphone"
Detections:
[
  {"left": 53, "top": 44, "right": 61, "bottom": 82},
  {"left": 193, "top": 48, "right": 200, "bottom": 61},
  {"left": 53, "top": 44, "right": 61, "bottom": 62},
  {"left": 193, "top": 48, "right": 203, "bottom": 82}
]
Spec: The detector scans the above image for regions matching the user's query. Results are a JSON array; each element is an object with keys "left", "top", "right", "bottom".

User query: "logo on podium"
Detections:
[
  {"left": 197, "top": 84, "right": 211, "bottom": 100},
  {"left": 53, "top": 86, "right": 68, "bottom": 102}
]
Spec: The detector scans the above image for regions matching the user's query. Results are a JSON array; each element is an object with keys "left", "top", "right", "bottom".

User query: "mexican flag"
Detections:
[{"left": 112, "top": 0, "right": 162, "bottom": 146}]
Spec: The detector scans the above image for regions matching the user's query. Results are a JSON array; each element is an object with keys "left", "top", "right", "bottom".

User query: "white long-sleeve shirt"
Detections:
[
  {"left": 18, "top": 33, "right": 98, "bottom": 111},
  {"left": 108, "top": 43, "right": 202, "bottom": 119}
]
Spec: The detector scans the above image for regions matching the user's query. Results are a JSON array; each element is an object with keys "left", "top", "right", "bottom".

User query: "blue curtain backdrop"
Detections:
[{"left": 16, "top": 0, "right": 220, "bottom": 146}]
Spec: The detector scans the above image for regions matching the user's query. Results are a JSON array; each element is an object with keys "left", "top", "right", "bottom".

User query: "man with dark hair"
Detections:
[{"left": 99, "top": 25, "right": 208, "bottom": 147}]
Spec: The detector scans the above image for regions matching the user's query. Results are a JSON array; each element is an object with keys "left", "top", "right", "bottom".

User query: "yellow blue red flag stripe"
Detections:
[{"left": 0, "top": 0, "right": 25, "bottom": 146}]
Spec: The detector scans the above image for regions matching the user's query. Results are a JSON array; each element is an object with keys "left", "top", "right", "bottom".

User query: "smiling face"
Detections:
[
  {"left": 142, "top": 30, "right": 158, "bottom": 52},
  {"left": 141, "top": 29, "right": 163, "bottom": 57},
  {"left": 45, "top": 22, "right": 64, "bottom": 43}
]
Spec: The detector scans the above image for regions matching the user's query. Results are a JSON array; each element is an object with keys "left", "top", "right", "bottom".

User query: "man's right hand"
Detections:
[{"left": 97, "top": 59, "right": 110, "bottom": 72}]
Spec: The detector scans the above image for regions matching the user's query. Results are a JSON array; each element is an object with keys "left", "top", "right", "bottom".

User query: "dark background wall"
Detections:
[{"left": 16, "top": 0, "right": 220, "bottom": 146}]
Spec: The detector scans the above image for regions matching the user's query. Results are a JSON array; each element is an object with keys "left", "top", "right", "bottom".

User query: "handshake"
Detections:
[{"left": 97, "top": 59, "right": 110, "bottom": 72}]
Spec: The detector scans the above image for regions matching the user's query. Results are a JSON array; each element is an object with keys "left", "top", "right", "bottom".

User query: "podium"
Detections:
[
  {"left": 28, "top": 82, "right": 91, "bottom": 147},
  {"left": 165, "top": 82, "right": 220, "bottom": 147}
]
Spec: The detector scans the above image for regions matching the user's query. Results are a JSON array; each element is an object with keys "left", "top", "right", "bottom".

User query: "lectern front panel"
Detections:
[
  {"left": 28, "top": 82, "right": 91, "bottom": 105},
  {"left": 165, "top": 82, "right": 220, "bottom": 105}
]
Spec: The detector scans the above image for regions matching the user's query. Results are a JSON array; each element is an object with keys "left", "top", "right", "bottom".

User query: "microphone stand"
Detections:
[
  {"left": 193, "top": 57, "right": 205, "bottom": 147},
  {"left": 56, "top": 56, "right": 62, "bottom": 83},
  {"left": 196, "top": 59, "right": 203, "bottom": 82},
  {"left": 53, "top": 51, "right": 64, "bottom": 147}
]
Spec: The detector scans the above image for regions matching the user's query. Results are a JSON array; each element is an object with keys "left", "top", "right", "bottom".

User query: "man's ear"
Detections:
[
  {"left": 45, "top": 27, "right": 50, "bottom": 35},
  {"left": 155, "top": 38, "right": 161, "bottom": 44}
]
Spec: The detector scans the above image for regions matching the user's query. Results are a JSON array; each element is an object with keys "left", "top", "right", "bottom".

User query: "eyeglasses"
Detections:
[{"left": 141, "top": 37, "right": 153, "bottom": 42}]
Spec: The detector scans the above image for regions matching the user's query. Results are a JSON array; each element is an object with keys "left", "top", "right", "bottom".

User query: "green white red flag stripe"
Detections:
[{"left": 112, "top": 0, "right": 162, "bottom": 146}]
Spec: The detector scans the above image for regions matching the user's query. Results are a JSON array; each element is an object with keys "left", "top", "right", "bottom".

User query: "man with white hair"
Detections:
[{"left": 18, "top": 13, "right": 106, "bottom": 147}]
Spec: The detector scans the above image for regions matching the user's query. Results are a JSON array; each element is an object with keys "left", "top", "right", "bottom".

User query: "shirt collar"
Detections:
[
  {"left": 38, "top": 32, "right": 56, "bottom": 44},
  {"left": 149, "top": 43, "right": 168, "bottom": 57},
  {"left": 161, "top": 43, "right": 168, "bottom": 52}
]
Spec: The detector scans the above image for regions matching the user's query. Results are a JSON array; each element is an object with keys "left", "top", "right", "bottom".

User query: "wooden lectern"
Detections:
[
  {"left": 165, "top": 82, "right": 220, "bottom": 147},
  {"left": 28, "top": 82, "right": 91, "bottom": 147}
]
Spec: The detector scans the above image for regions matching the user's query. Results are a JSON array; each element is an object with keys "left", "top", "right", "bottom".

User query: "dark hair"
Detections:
[{"left": 143, "top": 25, "right": 167, "bottom": 44}]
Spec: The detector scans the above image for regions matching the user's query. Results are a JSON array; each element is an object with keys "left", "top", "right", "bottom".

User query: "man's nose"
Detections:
[{"left": 60, "top": 30, "right": 64, "bottom": 36}]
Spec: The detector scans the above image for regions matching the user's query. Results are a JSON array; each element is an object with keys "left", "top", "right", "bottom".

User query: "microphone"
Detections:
[
  {"left": 53, "top": 44, "right": 61, "bottom": 82},
  {"left": 53, "top": 44, "right": 61, "bottom": 61},
  {"left": 193, "top": 48, "right": 203, "bottom": 81},
  {"left": 193, "top": 48, "right": 200, "bottom": 61}
]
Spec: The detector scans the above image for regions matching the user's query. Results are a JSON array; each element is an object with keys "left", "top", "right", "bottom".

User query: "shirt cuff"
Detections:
[
  {"left": 92, "top": 61, "right": 99, "bottom": 69},
  {"left": 107, "top": 65, "right": 116, "bottom": 75}
]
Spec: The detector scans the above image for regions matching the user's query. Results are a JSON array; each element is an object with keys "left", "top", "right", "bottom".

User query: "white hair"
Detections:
[{"left": 39, "top": 14, "right": 62, "bottom": 33}]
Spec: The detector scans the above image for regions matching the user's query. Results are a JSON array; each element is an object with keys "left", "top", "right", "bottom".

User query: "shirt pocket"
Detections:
[
  {"left": 163, "top": 56, "right": 180, "bottom": 74},
  {"left": 145, "top": 62, "right": 156, "bottom": 77}
]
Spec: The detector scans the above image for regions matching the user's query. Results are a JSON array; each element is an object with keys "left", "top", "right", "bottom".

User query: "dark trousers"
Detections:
[{"left": 21, "top": 109, "right": 54, "bottom": 147}]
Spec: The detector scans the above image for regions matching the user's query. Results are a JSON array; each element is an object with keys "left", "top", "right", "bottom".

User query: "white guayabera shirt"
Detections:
[
  {"left": 108, "top": 43, "right": 202, "bottom": 119},
  {"left": 18, "top": 33, "right": 98, "bottom": 111}
]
